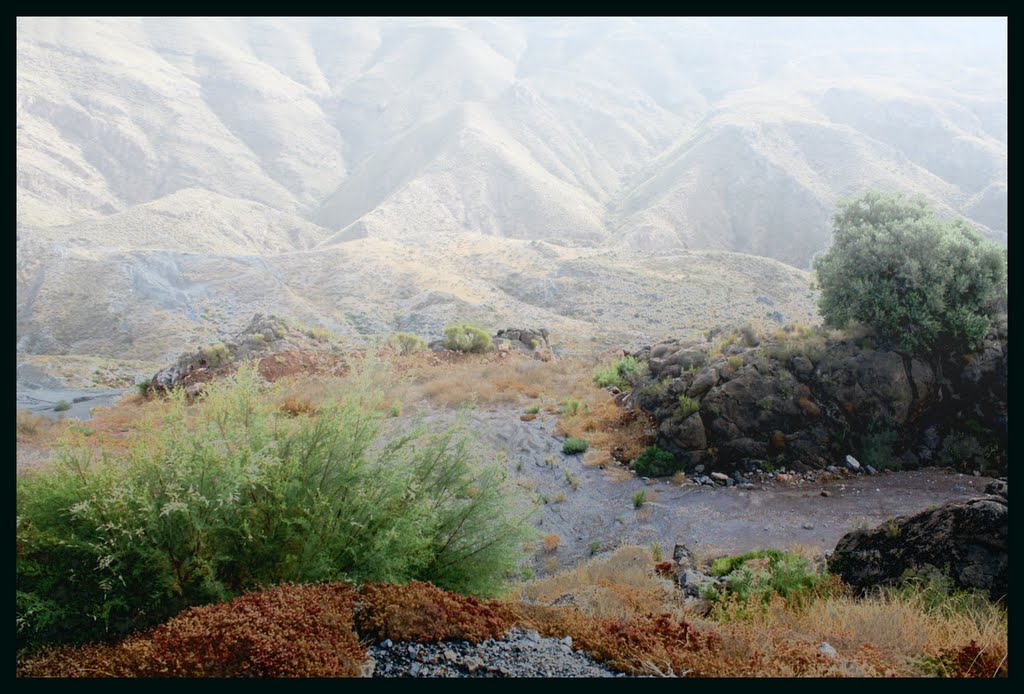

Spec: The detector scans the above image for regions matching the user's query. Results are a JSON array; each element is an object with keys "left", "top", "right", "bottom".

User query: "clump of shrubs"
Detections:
[
  {"left": 53, "top": 400, "right": 71, "bottom": 412},
  {"left": 199, "top": 342, "right": 232, "bottom": 368},
  {"left": 443, "top": 323, "right": 492, "bottom": 353},
  {"left": 386, "top": 331, "right": 427, "bottom": 354},
  {"left": 633, "top": 446, "right": 682, "bottom": 477},
  {"left": 702, "top": 549, "right": 824, "bottom": 613},
  {"left": 593, "top": 356, "right": 645, "bottom": 390},
  {"left": 356, "top": 581, "right": 515, "bottom": 643},
  {"left": 16, "top": 367, "right": 528, "bottom": 649},
  {"left": 17, "top": 583, "right": 367, "bottom": 678},
  {"left": 562, "top": 437, "right": 589, "bottom": 455}
]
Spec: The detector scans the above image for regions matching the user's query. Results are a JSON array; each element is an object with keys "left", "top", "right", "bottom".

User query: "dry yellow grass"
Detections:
[
  {"left": 543, "top": 534, "right": 561, "bottom": 552},
  {"left": 517, "top": 545, "right": 1007, "bottom": 677},
  {"left": 517, "top": 545, "right": 680, "bottom": 620}
]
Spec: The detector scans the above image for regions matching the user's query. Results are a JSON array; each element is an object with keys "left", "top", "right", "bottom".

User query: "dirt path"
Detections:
[{"left": 439, "top": 404, "right": 995, "bottom": 571}]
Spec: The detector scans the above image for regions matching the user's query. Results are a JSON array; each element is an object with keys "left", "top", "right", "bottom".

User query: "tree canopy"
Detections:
[{"left": 813, "top": 191, "right": 1006, "bottom": 356}]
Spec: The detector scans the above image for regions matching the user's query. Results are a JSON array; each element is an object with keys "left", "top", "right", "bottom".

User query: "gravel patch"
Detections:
[{"left": 367, "top": 627, "right": 623, "bottom": 678}]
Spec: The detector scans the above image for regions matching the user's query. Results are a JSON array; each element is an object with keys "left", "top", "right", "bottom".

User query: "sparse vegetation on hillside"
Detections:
[
  {"left": 814, "top": 191, "right": 1007, "bottom": 357},
  {"left": 562, "top": 437, "right": 589, "bottom": 455},
  {"left": 16, "top": 366, "right": 529, "bottom": 649}
]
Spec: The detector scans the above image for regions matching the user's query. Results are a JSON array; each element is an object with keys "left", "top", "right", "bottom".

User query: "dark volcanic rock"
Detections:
[
  {"left": 629, "top": 323, "right": 1007, "bottom": 477},
  {"left": 828, "top": 495, "right": 1008, "bottom": 600}
]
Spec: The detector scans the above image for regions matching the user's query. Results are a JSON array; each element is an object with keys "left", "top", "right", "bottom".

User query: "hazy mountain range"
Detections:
[{"left": 16, "top": 17, "right": 1007, "bottom": 364}]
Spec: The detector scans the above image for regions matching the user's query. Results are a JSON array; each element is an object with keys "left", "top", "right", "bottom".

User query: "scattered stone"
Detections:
[
  {"left": 821, "top": 490, "right": 831, "bottom": 497},
  {"left": 844, "top": 455, "right": 861, "bottom": 472},
  {"left": 710, "top": 472, "right": 729, "bottom": 483},
  {"left": 864, "top": 465, "right": 877, "bottom": 476},
  {"left": 985, "top": 479, "right": 1007, "bottom": 500},
  {"left": 381, "top": 639, "right": 393, "bottom": 649},
  {"left": 819, "top": 642, "right": 838, "bottom": 658},
  {"left": 802, "top": 522, "right": 815, "bottom": 530}
]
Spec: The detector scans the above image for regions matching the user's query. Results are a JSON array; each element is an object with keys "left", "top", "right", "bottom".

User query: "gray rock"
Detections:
[
  {"left": 819, "top": 642, "right": 838, "bottom": 658},
  {"left": 710, "top": 471, "right": 729, "bottom": 483},
  {"left": 844, "top": 455, "right": 861, "bottom": 471},
  {"left": 865, "top": 465, "right": 878, "bottom": 476},
  {"left": 829, "top": 496, "right": 1008, "bottom": 600}
]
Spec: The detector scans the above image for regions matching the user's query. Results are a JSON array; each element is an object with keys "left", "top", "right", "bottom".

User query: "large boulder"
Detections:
[
  {"left": 493, "top": 328, "right": 553, "bottom": 360},
  {"left": 828, "top": 495, "right": 1008, "bottom": 600}
]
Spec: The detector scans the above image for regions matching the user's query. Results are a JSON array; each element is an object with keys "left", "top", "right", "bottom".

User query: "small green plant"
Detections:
[
  {"left": 443, "top": 323, "right": 492, "bottom": 353},
  {"left": 675, "top": 395, "right": 700, "bottom": 420},
  {"left": 593, "top": 356, "right": 646, "bottom": 390},
  {"left": 562, "top": 438, "right": 589, "bottom": 455},
  {"left": 136, "top": 380, "right": 151, "bottom": 397},
  {"left": 632, "top": 490, "right": 647, "bottom": 508},
  {"left": 386, "top": 332, "right": 427, "bottom": 355},
  {"left": 564, "top": 471, "right": 580, "bottom": 490},
  {"left": 651, "top": 542, "right": 663, "bottom": 562},
  {"left": 53, "top": 400, "right": 71, "bottom": 412},
  {"left": 633, "top": 446, "right": 682, "bottom": 477},
  {"left": 559, "top": 399, "right": 581, "bottom": 416},
  {"left": 552, "top": 492, "right": 567, "bottom": 503},
  {"left": 703, "top": 549, "right": 823, "bottom": 615},
  {"left": 200, "top": 342, "right": 232, "bottom": 367},
  {"left": 727, "top": 355, "right": 743, "bottom": 370},
  {"left": 304, "top": 326, "right": 334, "bottom": 342},
  {"left": 525, "top": 404, "right": 541, "bottom": 415},
  {"left": 588, "top": 540, "right": 601, "bottom": 556}
]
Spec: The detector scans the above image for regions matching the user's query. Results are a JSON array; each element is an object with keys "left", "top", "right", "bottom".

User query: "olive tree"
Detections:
[{"left": 813, "top": 191, "right": 1006, "bottom": 359}]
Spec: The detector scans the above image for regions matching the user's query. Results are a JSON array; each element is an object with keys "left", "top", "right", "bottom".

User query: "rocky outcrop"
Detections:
[
  {"left": 149, "top": 313, "right": 289, "bottom": 393},
  {"left": 628, "top": 319, "right": 1007, "bottom": 476},
  {"left": 828, "top": 494, "right": 1008, "bottom": 600},
  {"left": 492, "top": 328, "right": 554, "bottom": 361}
]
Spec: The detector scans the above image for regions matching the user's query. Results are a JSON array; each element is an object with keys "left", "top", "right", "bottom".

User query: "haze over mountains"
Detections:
[{"left": 17, "top": 17, "right": 1007, "bottom": 364}]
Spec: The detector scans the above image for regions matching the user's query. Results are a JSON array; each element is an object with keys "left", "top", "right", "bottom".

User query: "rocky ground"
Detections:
[
  {"left": 408, "top": 403, "right": 995, "bottom": 575},
  {"left": 367, "top": 628, "right": 622, "bottom": 678}
]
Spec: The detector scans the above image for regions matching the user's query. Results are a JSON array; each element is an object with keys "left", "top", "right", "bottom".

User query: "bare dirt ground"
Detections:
[{"left": 427, "top": 404, "right": 995, "bottom": 573}]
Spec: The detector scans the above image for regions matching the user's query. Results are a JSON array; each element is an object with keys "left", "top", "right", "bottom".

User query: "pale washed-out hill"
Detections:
[{"left": 16, "top": 17, "right": 1006, "bottom": 363}]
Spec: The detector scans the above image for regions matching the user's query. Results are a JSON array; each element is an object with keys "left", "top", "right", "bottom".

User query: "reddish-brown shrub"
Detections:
[
  {"left": 936, "top": 640, "right": 1008, "bottom": 678},
  {"left": 280, "top": 395, "right": 317, "bottom": 416},
  {"left": 18, "top": 583, "right": 366, "bottom": 678},
  {"left": 356, "top": 581, "right": 514, "bottom": 643},
  {"left": 654, "top": 561, "right": 675, "bottom": 578},
  {"left": 516, "top": 605, "right": 718, "bottom": 676}
]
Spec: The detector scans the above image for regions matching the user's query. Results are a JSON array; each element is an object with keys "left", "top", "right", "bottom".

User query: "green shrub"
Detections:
[
  {"left": 593, "top": 356, "right": 646, "bottom": 390},
  {"left": 633, "top": 446, "right": 682, "bottom": 477},
  {"left": 562, "top": 437, "right": 589, "bottom": 455},
  {"left": 859, "top": 425, "right": 901, "bottom": 471},
  {"left": 675, "top": 395, "right": 699, "bottom": 420},
  {"left": 814, "top": 191, "right": 1006, "bottom": 356},
  {"left": 135, "top": 380, "right": 151, "bottom": 397},
  {"left": 524, "top": 404, "right": 541, "bottom": 415},
  {"left": 386, "top": 332, "right": 427, "bottom": 355},
  {"left": 632, "top": 490, "right": 646, "bottom": 509},
  {"left": 727, "top": 355, "right": 743, "bottom": 370},
  {"left": 53, "top": 400, "right": 71, "bottom": 412},
  {"left": 702, "top": 549, "right": 823, "bottom": 614},
  {"left": 16, "top": 366, "right": 529, "bottom": 649},
  {"left": 443, "top": 323, "right": 492, "bottom": 353},
  {"left": 559, "top": 399, "right": 581, "bottom": 416},
  {"left": 199, "top": 342, "right": 232, "bottom": 368}
]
